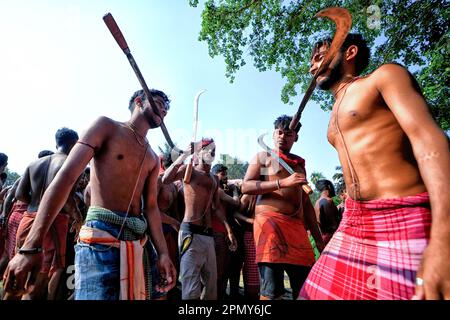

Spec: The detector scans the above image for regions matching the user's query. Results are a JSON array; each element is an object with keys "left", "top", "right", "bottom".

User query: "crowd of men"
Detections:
[{"left": 0, "top": 33, "right": 448, "bottom": 300}]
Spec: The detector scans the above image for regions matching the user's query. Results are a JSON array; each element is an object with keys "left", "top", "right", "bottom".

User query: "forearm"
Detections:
[
  {"left": 160, "top": 211, "right": 179, "bottom": 226},
  {"left": 147, "top": 208, "right": 169, "bottom": 256},
  {"left": 162, "top": 155, "right": 187, "bottom": 184},
  {"left": 414, "top": 133, "right": 450, "bottom": 239},
  {"left": 234, "top": 211, "right": 252, "bottom": 224},
  {"left": 304, "top": 194, "right": 323, "bottom": 245},
  {"left": 241, "top": 179, "right": 280, "bottom": 195}
]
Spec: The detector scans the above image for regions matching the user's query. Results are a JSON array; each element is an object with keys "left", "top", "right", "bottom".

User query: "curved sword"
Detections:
[
  {"left": 257, "top": 133, "right": 313, "bottom": 194},
  {"left": 184, "top": 89, "right": 207, "bottom": 183},
  {"left": 289, "top": 7, "right": 352, "bottom": 131}
]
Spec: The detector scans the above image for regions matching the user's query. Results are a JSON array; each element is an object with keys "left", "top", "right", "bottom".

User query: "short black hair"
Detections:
[
  {"left": 55, "top": 128, "right": 79, "bottom": 148},
  {"left": 315, "top": 179, "right": 336, "bottom": 197},
  {"left": 312, "top": 33, "right": 370, "bottom": 75},
  {"left": 274, "top": 115, "right": 301, "bottom": 133},
  {"left": 211, "top": 164, "right": 228, "bottom": 175},
  {"left": 128, "top": 89, "right": 171, "bottom": 112},
  {"left": 0, "top": 153, "right": 8, "bottom": 167},
  {"left": 38, "top": 150, "right": 54, "bottom": 158},
  {"left": 337, "top": 184, "right": 346, "bottom": 195}
]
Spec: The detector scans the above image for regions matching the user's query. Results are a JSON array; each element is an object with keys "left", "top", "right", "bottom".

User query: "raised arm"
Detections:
[{"left": 376, "top": 64, "right": 450, "bottom": 299}]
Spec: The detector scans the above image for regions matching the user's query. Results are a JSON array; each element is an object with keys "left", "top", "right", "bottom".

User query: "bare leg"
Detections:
[
  {"left": 47, "top": 268, "right": 64, "bottom": 300},
  {"left": 22, "top": 272, "right": 49, "bottom": 300}
]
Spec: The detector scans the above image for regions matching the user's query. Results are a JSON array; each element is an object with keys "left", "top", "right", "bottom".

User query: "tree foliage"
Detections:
[
  {"left": 189, "top": 0, "right": 449, "bottom": 130},
  {"left": 218, "top": 154, "right": 249, "bottom": 179},
  {"left": 310, "top": 171, "right": 325, "bottom": 188},
  {"left": 3, "top": 168, "right": 20, "bottom": 187}
]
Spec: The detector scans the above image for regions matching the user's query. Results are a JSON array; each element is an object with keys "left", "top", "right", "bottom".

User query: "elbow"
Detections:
[{"left": 241, "top": 182, "right": 250, "bottom": 194}]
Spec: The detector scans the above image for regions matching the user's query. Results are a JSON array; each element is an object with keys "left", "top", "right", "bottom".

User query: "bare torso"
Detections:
[
  {"left": 157, "top": 176, "right": 180, "bottom": 221},
  {"left": 255, "top": 152, "right": 306, "bottom": 218},
  {"left": 18, "top": 153, "right": 67, "bottom": 212},
  {"left": 328, "top": 75, "right": 426, "bottom": 201},
  {"left": 88, "top": 119, "right": 158, "bottom": 216},
  {"left": 182, "top": 167, "right": 218, "bottom": 227}
]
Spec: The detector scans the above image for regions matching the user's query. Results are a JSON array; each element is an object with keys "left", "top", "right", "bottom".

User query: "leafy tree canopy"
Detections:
[
  {"left": 218, "top": 154, "right": 249, "bottom": 179},
  {"left": 189, "top": 0, "right": 449, "bottom": 130}
]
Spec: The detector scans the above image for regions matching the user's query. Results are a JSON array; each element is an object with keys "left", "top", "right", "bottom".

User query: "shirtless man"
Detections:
[
  {"left": 157, "top": 153, "right": 181, "bottom": 300},
  {"left": 313, "top": 179, "right": 340, "bottom": 245},
  {"left": 3, "top": 89, "right": 176, "bottom": 300},
  {"left": 242, "top": 115, "right": 324, "bottom": 300},
  {"left": 299, "top": 33, "right": 450, "bottom": 300},
  {"left": 5, "top": 128, "right": 82, "bottom": 300},
  {"left": 162, "top": 138, "right": 236, "bottom": 300}
]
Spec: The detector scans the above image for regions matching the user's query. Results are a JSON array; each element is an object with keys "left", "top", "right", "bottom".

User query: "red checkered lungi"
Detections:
[
  {"left": 299, "top": 192, "right": 431, "bottom": 300},
  {"left": 243, "top": 230, "right": 259, "bottom": 287},
  {"left": 6, "top": 201, "right": 28, "bottom": 260}
]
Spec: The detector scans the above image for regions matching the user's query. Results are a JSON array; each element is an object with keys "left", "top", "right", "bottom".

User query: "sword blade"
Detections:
[{"left": 257, "top": 133, "right": 294, "bottom": 174}]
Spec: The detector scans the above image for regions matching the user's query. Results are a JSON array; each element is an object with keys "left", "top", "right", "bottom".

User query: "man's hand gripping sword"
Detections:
[{"left": 257, "top": 133, "right": 313, "bottom": 195}]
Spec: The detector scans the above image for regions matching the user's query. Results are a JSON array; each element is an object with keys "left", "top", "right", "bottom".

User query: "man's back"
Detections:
[
  {"left": 18, "top": 154, "right": 67, "bottom": 212},
  {"left": 327, "top": 65, "right": 427, "bottom": 201}
]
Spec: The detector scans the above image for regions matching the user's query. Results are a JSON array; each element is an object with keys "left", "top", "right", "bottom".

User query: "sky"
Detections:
[{"left": 0, "top": 0, "right": 342, "bottom": 182}]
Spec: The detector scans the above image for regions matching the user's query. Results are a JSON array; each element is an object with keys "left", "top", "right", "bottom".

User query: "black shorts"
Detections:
[{"left": 258, "top": 263, "right": 311, "bottom": 299}]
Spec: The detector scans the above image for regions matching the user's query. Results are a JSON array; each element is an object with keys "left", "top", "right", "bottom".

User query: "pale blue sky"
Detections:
[{"left": 0, "top": 0, "right": 341, "bottom": 182}]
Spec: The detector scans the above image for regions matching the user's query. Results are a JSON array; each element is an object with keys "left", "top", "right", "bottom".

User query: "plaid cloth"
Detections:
[
  {"left": 299, "top": 192, "right": 431, "bottom": 300},
  {"left": 83, "top": 206, "right": 158, "bottom": 300},
  {"left": 243, "top": 230, "right": 259, "bottom": 287},
  {"left": 6, "top": 201, "right": 27, "bottom": 260}
]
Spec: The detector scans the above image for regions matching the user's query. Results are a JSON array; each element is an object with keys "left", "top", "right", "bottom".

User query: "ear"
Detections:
[
  {"left": 345, "top": 45, "right": 358, "bottom": 62},
  {"left": 134, "top": 97, "right": 143, "bottom": 109}
]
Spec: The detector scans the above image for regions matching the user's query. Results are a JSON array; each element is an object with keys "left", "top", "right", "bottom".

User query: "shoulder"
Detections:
[
  {"left": 254, "top": 151, "right": 269, "bottom": 164},
  {"left": 370, "top": 63, "right": 411, "bottom": 82},
  {"left": 85, "top": 116, "right": 118, "bottom": 133},
  {"left": 147, "top": 147, "right": 160, "bottom": 171}
]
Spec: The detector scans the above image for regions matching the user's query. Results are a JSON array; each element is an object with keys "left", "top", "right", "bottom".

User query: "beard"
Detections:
[
  {"left": 144, "top": 108, "right": 161, "bottom": 129},
  {"left": 316, "top": 55, "right": 344, "bottom": 91}
]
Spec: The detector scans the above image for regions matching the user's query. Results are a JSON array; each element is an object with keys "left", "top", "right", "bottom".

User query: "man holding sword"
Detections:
[{"left": 242, "top": 115, "right": 324, "bottom": 300}]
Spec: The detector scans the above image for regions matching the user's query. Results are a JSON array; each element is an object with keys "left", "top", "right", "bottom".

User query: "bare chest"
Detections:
[{"left": 327, "top": 84, "right": 381, "bottom": 147}]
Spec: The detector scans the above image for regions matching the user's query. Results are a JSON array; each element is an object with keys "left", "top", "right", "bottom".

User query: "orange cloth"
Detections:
[
  {"left": 16, "top": 211, "right": 69, "bottom": 275},
  {"left": 253, "top": 211, "right": 315, "bottom": 266},
  {"left": 79, "top": 226, "right": 147, "bottom": 300}
]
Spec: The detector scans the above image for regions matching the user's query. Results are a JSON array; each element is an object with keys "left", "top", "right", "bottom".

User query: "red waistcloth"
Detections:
[
  {"left": 6, "top": 201, "right": 28, "bottom": 260},
  {"left": 16, "top": 211, "right": 69, "bottom": 275},
  {"left": 253, "top": 211, "right": 315, "bottom": 266},
  {"left": 299, "top": 192, "right": 431, "bottom": 300},
  {"left": 211, "top": 213, "right": 227, "bottom": 234}
]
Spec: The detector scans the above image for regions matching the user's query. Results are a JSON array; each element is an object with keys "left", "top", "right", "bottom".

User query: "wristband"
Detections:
[{"left": 18, "top": 247, "right": 43, "bottom": 255}]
